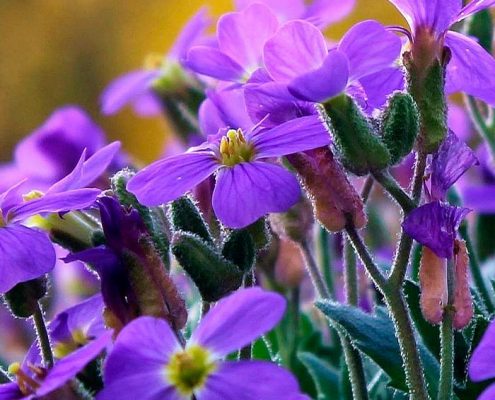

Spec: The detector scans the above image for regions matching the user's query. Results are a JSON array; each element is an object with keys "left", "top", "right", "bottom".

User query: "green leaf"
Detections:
[
  {"left": 315, "top": 301, "right": 440, "bottom": 396},
  {"left": 298, "top": 352, "right": 340, "bottom": 400}
]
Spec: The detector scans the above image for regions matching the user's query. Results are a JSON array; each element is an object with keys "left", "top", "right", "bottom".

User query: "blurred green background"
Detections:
[{"left": 0, "top": 0, "right": 403, "bottom": 162}]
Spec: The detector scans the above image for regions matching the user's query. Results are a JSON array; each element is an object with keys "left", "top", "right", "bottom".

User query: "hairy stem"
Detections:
[
  {"left": 372, "top": 171, "right": 415, "bottom": 213},
  {"left": 300, "top": 239, "right": 331, "bottom": 299},
  {"left": 318, "top": 228, "right": 335, "bottom": 296},
  {"left": 32, "top": 302, "right": 54, "bottom": 368}
]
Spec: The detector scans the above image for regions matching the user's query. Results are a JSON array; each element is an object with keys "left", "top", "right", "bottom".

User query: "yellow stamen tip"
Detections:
[
  {"left": 8, "top": 362, "right": 21, "bottom": 375},
  {"left": 22, "top": 190, "right": 44, "bottom": 202}
]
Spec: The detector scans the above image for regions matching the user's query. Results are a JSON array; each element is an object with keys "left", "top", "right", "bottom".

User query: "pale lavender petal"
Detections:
[
  {"left": 127, "top": 152, "right": 219, "bottom": 206},
  {"left": 339, "top": 20, "right": 402, "bottom": 81},
  {"left": 199, "top": 98, "right": 226, "bottom": 136},
  {"left": 304, "top": 0, "right": 356, "bottom": 28},
  {"left": 445, "top": 32, "right": 495, "bottom": 106},
  {"left": 469, "top": 320, "right": 495, "bottom": 381},
  {"left": 235, "top": 0, "right": 306, "bottom": 22},
  {"left": 169, "top": 8, "right": 211, "bottom": 61},
  {"left": 0, "top": 225, "right": 55, "bottom": 293},
  {"left": 402, "top": 201, "right": 470, "bottom": 258},
  {"left": 251, "top": 115, "right": 329, "bottom": 158},
  {"left": 263, "top": 20, "right": 328, "bottom": 82},
  {"left": 9, "top": 189, "right": 100, "bottom": 223},
  {"left": 199, "top": 361, "right": 301, "bottom": 400},
  {"left": 455, "top": 0, "right": 495, "bottom": 24},
  {"left": 207, "top": 88, "right": 253, "bottom": 132},
  {"left": 186, "top": 47, "right": 246, "bottom": 81},
  {"left": 448, "top": 103, "right": 472, "bottom": 141},
  {"left": 191, "top": 287, "right": 285, "bottom": 356},
  {"left": 356, "top": 67, "right": 405, "bottom": 112},
  {"left": 99, "top": 317, "right": 180, "bottom": 400},
  {"left": 132, "top": 91, "right": 162, "bottom": 117},
  {"left": 288, "top": 49, "right": 349, "bottom": 102},
  {"left": 218, "top": 3, "right": 279, "bottom": 72},
  {"left": 388, "top": 0, "right": 461, "bottom": 34},
  {"left": 36, "top": 331, "right": 113, "bottom": 396},
  {"left": 101, "top": 70, "right": 159, "bottom": 115},
  {"left": 431, "top": 130, "right": 478, "bottom": 200},
  {"left": 212, "top": 162, "right": 301, "bottom": 228},
  {"left": 462, "top": 185, "right": 495, "bottom": 212}
]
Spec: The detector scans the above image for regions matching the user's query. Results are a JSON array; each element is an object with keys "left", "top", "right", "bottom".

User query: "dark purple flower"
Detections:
[
  {"left": 186, "top": 3, "right": 279, "bottom": 83},
  {"left": 235, "top": 0, "right": 355, "bottom": 29},
  {"left": 262, "top": 19, "right": 402, "bottom": 104},
  {"left": 98, "top": 287, "right": 305, "bottom": 400},
  {"left": 101, "top": 9, "right": 211, "bottom": 116},
  {"left": 469, "top": 320, "right": 495, "bottom": 400},
  {"left": 0, "top": 144, "right": 119, "bottom": 293},
  {"left": 127, "top": 97, "right": 329, "bottom": 227},
  {"left": 389, "top": 0, "right": 495, "bottom": 105}
]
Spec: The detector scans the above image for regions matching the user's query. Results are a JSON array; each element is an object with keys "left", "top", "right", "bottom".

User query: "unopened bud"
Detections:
[
  {"left": 288, "top": 148, "right": 366, "bottom": 232},
  {"left": 171, "top": 232, "right": 243, "bottom": 302},
  {"left": 222, "top": 229, "right": 256, "bottom": 273},
  {"left": 269, "top": 197, "right": 314, "bottom": 244},
  {"left": 453, "top": 239, "right": 473, "bottom": 330},
  {"left": 382, "top": 93, "right": 419, "bottom": 165},
  {"left": 3, "top": 278, "right": 48, "bottom": 318},
  {"left": 419, "top": 246, "right": 447, "bottom": 325},
  {"left": 274, "top": 239, "right": 306, "bottom": 288},
  {"left": 323, "top": 95, "right": 390, "bottom": 175},
  {"left": 244, "top": 218, "right": 271, "bottom": 251},
  {"left": 170, "top": 196, "right": 213, "bottom": 244}
]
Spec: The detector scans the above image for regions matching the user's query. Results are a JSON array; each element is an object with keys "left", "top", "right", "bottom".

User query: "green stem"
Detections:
[
  {"left": 438, "top": 259, "right": 455, "bottom": 400},
  {"left": 459, "top": 223, "right": 495, "bottom": 313},
  {"left": 411, "top": 150, "right": 428, "bottom": 204},
  {"left": 287, "top": 287, "right": 301, "bottom": 370},
  {"left": 372, "top": 171, "right": 415, "bottom": 213},
  {"left": 318, "top": 227, "right": 335, "bottom": 296},
  {"left": 361, "top": 176, "right": 374, "bottom": 203},
  {"left": 240, "top": 270, "right": 256, "bottom": 359},
  {"left": 300, "top": 239, "right": 330, "bottom": 298},
  {"left": 344, "top": 236, "right": 359, "bottom": 306},
  {"left": 0, "top": 368, "right": 10, "bottom": 384},
  {"left": 466, "top": 95, "right": 495, "bottom": 156},
  {"left": 32, "top": 302, "right": 54, "bottom": 368}
]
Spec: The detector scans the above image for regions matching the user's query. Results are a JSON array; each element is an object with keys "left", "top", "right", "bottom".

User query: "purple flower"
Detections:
[
  {"left": 0, "top": 107, "right": 120, "bottom": 193},
  {"left": 97, "top": 287, "right": 305, "bottom": 400},
  {"left": 127, "top": 90, "right": 329, "bottom": 228},
  {"left": 101, "top": 9, "right": 211, "bottom": 116},
  {"left": 389, "top": 0, "right": 495, "bottom": 105},
  {"left": 262, "top": 19, "right": 402, "bottom": 104},
  {"left": 469, "top": 320, "right": 495, "bottom": 400},
  {"left": 402, "top": 131, "right": 476, "bottom": 258},
  {"left": 0, "top": 143, "right": 120, "bottom": 293},
  {"left": 235, "top": 0, "right": 355, "bottom": 29},
  {"left": 186, "top": 3, "right": 279, "bottom": 83}
]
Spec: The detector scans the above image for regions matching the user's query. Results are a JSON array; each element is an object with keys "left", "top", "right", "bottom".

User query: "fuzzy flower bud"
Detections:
[
  {"left": 453, "top": 239, "right": 473, "bottom": 330},
  {"left": 419, "top": 246, "right": 447, "bottom": 325}
]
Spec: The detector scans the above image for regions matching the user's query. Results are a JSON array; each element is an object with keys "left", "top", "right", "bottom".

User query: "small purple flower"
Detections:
[
  {"left": 127, "top": 90, "right": 329, "bottom": 228},
  {"left": 389, "top": 0, "right": 495, "bottom": 105},
  {"left": 101, "top": 9, "right": 211, "bottom": 116},
  {"left": 186, "top": 3, "right": 279, "bottom": 83},
  {"left": 0, "top": 143, "right": 120, "bottom": 293},
  {"left": 262, "top": 19, "right": 403, "bottom": 104},
  {"left": 235, "top": 0, "right": 355, "bottom": 29},
  {"left": 469, "top": 320, "right": 495, "bottom": 400},
  {"left": 402, "top": 131, "right": 477, "bottom": 258},
  {"left": 97, "top": 287, "right": 306, "bottom": 400}
]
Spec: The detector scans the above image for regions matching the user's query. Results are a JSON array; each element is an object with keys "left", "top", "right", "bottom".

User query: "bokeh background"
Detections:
[{"left": 0, "top": 0, "right": 404, "bottom": 163}]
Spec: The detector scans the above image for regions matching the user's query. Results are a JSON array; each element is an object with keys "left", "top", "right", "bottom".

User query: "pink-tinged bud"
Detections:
[
  {"left": 269, "top": 197, "right": 314, "bottom": 244},
  {"left": 419, "top": 246, "right": 447, "bottom": 325},
  {"left": 287, "top": 147, "right": 366, "bottom": 232},
  {"left": 453, "top": 240, "right": 473, "bottom": 330},
  {"left": 274, "top": 239, "right": 306, "bottom": 288}
]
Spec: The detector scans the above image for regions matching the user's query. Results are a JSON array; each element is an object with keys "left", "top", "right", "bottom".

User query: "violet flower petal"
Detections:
[
  {"left": 288, "top": 50, "right": 350, "bottom": 102},
  {"left": 304, "top": 0, "right": 356, "bottom": 29},
  {"left": 0, "top": 383, "right": 23, "bottom": 400},
  {"left": 218, "top": 3, "right": 279, "bottom": 73},
  {"left": 101, "top": 70, "right": 160, "bottom": 116},
  {"left": 251, "top": 115, "right": 330, "bottom": 158},
  {"left": 206, "top": 88, "right": 254, "bottom": 132},
  {"left": 469, "top": 320, "right": 495, "bottom": 381},
  {"left": 186, "top": 46, "right": 247, "bottom": 82},
  {"left": 0, "top": 225, "right": 55, "bottom": 293},
  {"left": 402, "top": 201, "right": 470, "bottom": 259},
  {"left": 455, "top": 0, "right": 495, "bottom": 24},
  {"left": 478, "top": 385, "right": 495, "bottom": 400},
  {"left": 462, "top": 185, "right": 495, "bottom": 213},
  {"left": 127, "top": 152, "right": 219, "bottom": 207},
  {"left": 235, "top": 0, "right": 306, "bottom": 22},
  {"left": 200, "top": 360, "right": 301, "bottom": 400},
  {"left": 191, "top": 287, "right": 285, "bottom": 357},
  {"left": 431, "top": 130, "right": 478, "bottom": 200},
  {"left": 339, "top": 20, "right": 402, "bottom": 81},
  {"left": 445, "top": 31, "right": 495, "bottom": 106},
  {"left": 356, "top": 67, "right": 405, "bottom": 112},
  {"left": 263, "top": 20, "right": 328, "bottom": 82},
  {"left": 36, "top": 331, "right": 113, "bottom": 397},
  {"left": 169, "top": 8, "right": 211, "bottom": 61},
  {"left": 212, "top": 161, "right": 301, "bottom": 228}
]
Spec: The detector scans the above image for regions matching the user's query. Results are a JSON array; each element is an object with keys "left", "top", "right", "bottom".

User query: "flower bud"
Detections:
[
  {"left": 419, "top": 246, "right": 447, "bottom": 325},
  {"left": 222, "top": 229, "right": 256, "bottom": 273},
  {"left": 244, "top": 218, "right": 271, "bottom": 251},
  {"left": 274, "top": 239, "right": 306, "bottom": 288},
  {"left": 323, "top": 95, "right": 390, "bottom": 175},
  {"left": 453, "top": 239, "right": 473, "bottom": 330},
  {"left": 171, "top": 232, "right": 243, "bottom": 302},
  {"left": 269, "top": 197, "right": 314, "bottom": 244},
  {"left": 170, "top": 196, "right": 213, "bottom": 244},
  {"left": 3, "top": 278, "right": 48, "bottom": 318},
  {"left": 381, "top": 93, "right": 419, "bottom": 165},
  {"left": 287, "top": 148, "right": 366, "bottom": 232}
]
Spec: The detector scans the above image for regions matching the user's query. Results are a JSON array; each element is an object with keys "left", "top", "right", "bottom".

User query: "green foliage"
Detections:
[
  {"left": 3, "top": 278, "right": 47, "bottom": 318},
  {"left": 466, "top": 10, "right": 493, "bottom": 53},
  {"left": 475, "top": 214, "right": 495, "bottom": 262},
  {"left": 298, "top": 352, "right": 340, "bottom": 400},
  {"left": 222, "top": 229, "right": 256, "bottom": 273}
]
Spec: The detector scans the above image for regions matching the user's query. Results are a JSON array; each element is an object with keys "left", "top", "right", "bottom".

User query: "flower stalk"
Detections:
[{"left": 32, "top": 302, "right": 54, "bottom": 368}]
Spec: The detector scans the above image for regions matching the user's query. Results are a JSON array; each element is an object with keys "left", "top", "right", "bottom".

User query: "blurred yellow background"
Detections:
[{"left": 0, "top": 0, "right": 403, "bottom": 162}]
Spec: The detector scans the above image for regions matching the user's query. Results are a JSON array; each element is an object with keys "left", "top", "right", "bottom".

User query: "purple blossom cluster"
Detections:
[{"left": 1, "top": 1, "right": 495, "bottom": 400}]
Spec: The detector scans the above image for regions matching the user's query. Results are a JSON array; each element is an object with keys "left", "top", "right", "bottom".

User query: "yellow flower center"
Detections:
[
  {"left": 22, "top": 190, "right": 44, "bottom": 202},
  {"left": 53, "top": 329, "right": 89, "bottom": 359},
  {"left": 219, "top": 129, "right": 255, "bottom": 167},
  {"left": 8, "top": 362, "right": 44, "bottom": 396},
  {"left": 165, "top": 345, "right": 216, "bottom": 396}
]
